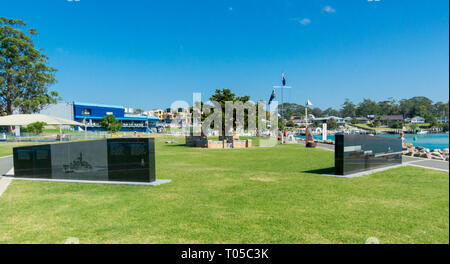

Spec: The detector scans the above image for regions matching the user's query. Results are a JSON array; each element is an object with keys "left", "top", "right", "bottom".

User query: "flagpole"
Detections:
[
  {"left": 305, "top": 100, "right": 313, "bottom": 126},
  {"left": 305, "top": 106, "right": 308, "bottom": 124},
  {"left": 281, "top": 87, "right": 283, "bottom": 119},
  {"left": 272, "top": 73, "right": 292, "bottom": 127}
]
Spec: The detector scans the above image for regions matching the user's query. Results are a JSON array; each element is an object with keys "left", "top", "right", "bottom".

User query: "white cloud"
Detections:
[
  {"left": 228, "top": 7, "right": 233, "bottom": 11},
  {"left": 299, "top": 18, "right": 311, "bottom": 25},
  {"left": 322, "top": 5, "right": 336, "bottom": 13}
]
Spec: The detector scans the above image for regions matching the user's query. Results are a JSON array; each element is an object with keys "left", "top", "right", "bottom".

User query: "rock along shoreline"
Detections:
[{"left": 402, "top": 144, "right": 449, "bottom": 162}]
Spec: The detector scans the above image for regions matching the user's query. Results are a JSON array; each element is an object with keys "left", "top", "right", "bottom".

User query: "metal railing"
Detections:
[{"left": 1, "top": 131, "right": 111, "bottom": 143}]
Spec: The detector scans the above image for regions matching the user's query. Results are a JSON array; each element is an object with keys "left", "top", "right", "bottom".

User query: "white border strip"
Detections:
[
  {"left": 3, "top": 168, "right": 171, "bottom": 186},
  {"left": 8, "top": 177, "right": 171, "bottom": 186},
  {"left": 404, "top": 156, "right": 450, "bottom": 164},
  {"left": 407, "top": 164, "right": 449, "bottom": 173},
  {"left": 0, "top": 177, "right": 12, "bottom": 197},
  {"left": 323, "top": 163, "right": 407, "bottom": 178}
]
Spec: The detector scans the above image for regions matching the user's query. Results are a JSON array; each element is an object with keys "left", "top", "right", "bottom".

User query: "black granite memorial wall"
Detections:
[
  {"left": 13, "top": 138, "right": 156, "bottom": 183},
  {"left": 335, "top": 134, "right": 402, "bottom": 175}
]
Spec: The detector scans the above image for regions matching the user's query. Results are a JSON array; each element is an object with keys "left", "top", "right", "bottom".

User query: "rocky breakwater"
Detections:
[{"left": 402, "top": 143, "right": 449, "bottom": 161}]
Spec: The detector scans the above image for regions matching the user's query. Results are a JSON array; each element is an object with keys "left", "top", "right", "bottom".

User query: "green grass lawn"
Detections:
[
  {"left": 352, "top": 124, "right": 396, "bottom": 131},
  {"left": 406, "top": 123, "right": 431, "bottom": 130},
  {"left": 0, "top": 136, "right": 448, "bottom": 244}
]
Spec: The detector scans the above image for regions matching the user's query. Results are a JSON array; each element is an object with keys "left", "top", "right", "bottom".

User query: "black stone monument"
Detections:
[
  {"left": 13, "top": 138, "right": 156, "bottom": 183},
  {"left": 335, "top": 134, "right": 402, "bottom": 175}
]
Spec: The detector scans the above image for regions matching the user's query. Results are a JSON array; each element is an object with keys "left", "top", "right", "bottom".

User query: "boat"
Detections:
[{"left": 417, "top": 130, "right": 428, "bottom": 135}]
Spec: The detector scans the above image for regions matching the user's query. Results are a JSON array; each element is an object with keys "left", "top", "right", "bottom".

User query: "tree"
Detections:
[
  {"left": 434, "top": 101, "right": 449, "bottom": 117},
  {"left": 286, "top": 120, "right": 295, "bottom": 128},
  {"left": 378, "top": 98, "right": 400, "bottom": 116},
  {"left": 23, "top": 121, "right": 46, "bottom": 135},
  {"left": 313, "top": 121, "right": 322, "bottom": 128},
  {"left": 389, "top": 121, "right": 403, "bottom": 129},
  {"left": 374, "top": 116, "right": 382, "bottom": 127},
  {"left": 428, "top": 116, "right": 438, "bottom": 128},
  {"left": 399, "top": 96, "right": 433, "bottom": 118},
  {"left": 327, "top": 118, "right": 338, "bottom": 130},
  {"left": 323, "top": 107, "right": 340, "bottom": 117},
  {"left": 340, "top": 99, "right": 356, "bottom": 118},
  {"left": 356, "top": 99, "right": 379, "bottom": 117},
  {"left": 278, "top": 102, "right": 305, "bottom": 120},
  {"left": 0, "top": 17, "right": 59, "bottom": 116},
  {"left": 278, "top": 118, "right": 285, "bottom": 130},
  {"left": 209, "top": 88, "right": 250, "bottom": 135},
  {"left": 441, "top": 122, "right": 449, "bottom": 132},
  {"left": 100, "top": 115, "right": 122, "bottom": 133},
  {"left": 311, "top": 107, "right": 323, "bottom": 118}
]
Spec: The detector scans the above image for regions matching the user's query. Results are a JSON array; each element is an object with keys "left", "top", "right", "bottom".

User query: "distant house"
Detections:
[
  {"left": 355, "top": 117, "right": 370, "bottom": 124},
  {"left": 313, "top": 116, "right": 347, "bottom": 125},
  {"left": 291, "top": 118, "right": 312, "bottom": 126},
  {"left": 379, "top": 115, "right": 404, "bottom": 123},
  {"left": 343, "top": 117, "right": 352, "bottom": 123},
  {"left": 437, "top": 116, "right": 449, "bottom": 123},
  {"left": 410, "top": 116, "right": 425, "bottom": 124}
]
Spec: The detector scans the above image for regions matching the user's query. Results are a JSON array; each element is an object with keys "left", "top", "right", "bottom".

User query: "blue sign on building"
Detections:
[{"left": 73, "top": 102, "right": 159, "bottom": 132}]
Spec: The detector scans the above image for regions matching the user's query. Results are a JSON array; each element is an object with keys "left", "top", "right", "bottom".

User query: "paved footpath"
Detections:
[
  {"left": 402, "top": 156, "right": 449, "bottom": 172},
  {"left": 0, "top": 156, "right": 13, "bottom": 197},
  {"left": 0, "top": 156, "right": 13, "bottom": 196},
  {"left": 297, "top": 142, "right": 449, "bottom": 172},
  {"left": 0, "top": 176, "right": 12, "bottom": 197},
  {"left": 0, "top": 155, "right": 13, "bottom": 176}
]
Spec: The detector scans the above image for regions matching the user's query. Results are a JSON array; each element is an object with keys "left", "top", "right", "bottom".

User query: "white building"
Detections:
[
  {"left": 410, "top": 116, "right": 425, "bottom": 124},
  {"left": 313, "top": 116, "right": 350, "bottom": 125},
  {"left": 437, "top": 116, "right": 449, "bottom": 123}
]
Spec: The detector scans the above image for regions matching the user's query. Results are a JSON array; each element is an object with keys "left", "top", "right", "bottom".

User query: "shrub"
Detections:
[
  {"left": 389, "top": 121, "right": 403, "bottom": 129},
  {"left": 24, "top": 122, "right": 47, "bottom": 135},
  {"left": 100, "top": 115, "right": 122, "bottom": 133}
]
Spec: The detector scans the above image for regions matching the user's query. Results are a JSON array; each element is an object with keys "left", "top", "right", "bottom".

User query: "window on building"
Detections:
[{"left": 81, "top": 108, "right": 91, "bottom": 116}]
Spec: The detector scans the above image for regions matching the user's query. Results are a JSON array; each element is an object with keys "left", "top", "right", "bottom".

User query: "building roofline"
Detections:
[
  {"left": 75, "top": 115, "right": 159, "bottom": 121},
  {"left": 73, "top": 102, "right": 124, "bottom": 109}
]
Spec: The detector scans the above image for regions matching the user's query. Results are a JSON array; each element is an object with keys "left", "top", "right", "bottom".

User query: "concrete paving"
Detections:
[
  {"left": 0, "top": 176, "right": 12, "bottom": 197},
  {"left": 0, "top": 156, "right": 13, "bottom": 176},
  {"left": 402, "top": 156, "right": 449, "bottom": 172}
]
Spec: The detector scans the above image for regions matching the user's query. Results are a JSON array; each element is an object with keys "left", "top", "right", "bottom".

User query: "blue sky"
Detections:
[{"left": 2, "top": 0, "right": 449, "bottom": 110}]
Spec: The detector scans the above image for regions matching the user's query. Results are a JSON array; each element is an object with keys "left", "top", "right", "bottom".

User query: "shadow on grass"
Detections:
[
  {"left": 302, "top": 167, "right": 335, "bottom": 175},
  {"left": 163, "top": 144, "right": 190, "bottom": 148}
]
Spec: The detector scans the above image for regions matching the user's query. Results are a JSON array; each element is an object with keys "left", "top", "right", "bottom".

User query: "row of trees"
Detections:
[
  {"left": 282, "top": 97, "right": 449, "bottom": 123},
  {"left": 340, "top": 97, "right": 448, "bottom": 120}
]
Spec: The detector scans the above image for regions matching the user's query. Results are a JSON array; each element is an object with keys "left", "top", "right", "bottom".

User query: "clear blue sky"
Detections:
[{"left": 3, "top": 0, "right": 449, "bottom": 110}]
